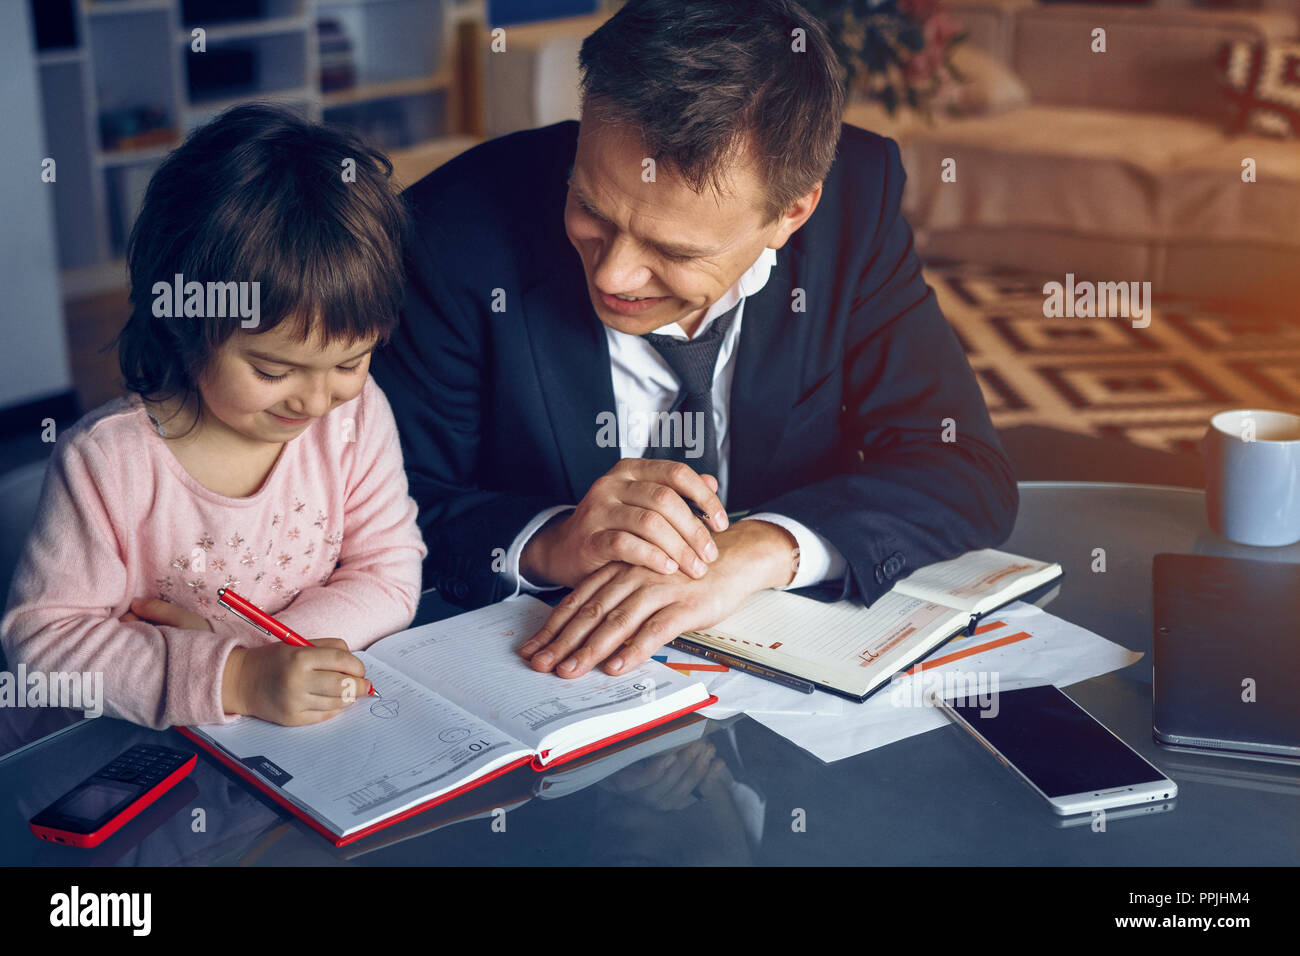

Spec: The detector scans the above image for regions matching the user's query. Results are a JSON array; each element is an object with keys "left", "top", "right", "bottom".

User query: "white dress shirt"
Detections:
[{"left": 503, "top": 247, "right": 846, "bottom": 594}]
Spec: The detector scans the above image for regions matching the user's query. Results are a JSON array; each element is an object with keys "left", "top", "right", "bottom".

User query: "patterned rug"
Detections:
[{"left": 925, "top": 260, "right": 1300, "bottom": 455}]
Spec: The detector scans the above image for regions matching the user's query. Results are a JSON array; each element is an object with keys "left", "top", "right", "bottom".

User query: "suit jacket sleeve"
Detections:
[
  {"left": 753, "top": 137, "right": 1019, "bottom": 606},
  {"left": 370, "top": 213, "right": 558, "bottom": 608}
]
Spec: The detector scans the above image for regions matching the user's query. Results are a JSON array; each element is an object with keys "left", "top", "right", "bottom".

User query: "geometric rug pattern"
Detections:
[{"left": 925, "top": 260, "right": 1300, "bottom": 455}]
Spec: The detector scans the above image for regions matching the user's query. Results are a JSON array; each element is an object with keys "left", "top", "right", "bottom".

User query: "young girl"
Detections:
[{"left": 0, "top": 104, "right": 427, "bottom": 729}]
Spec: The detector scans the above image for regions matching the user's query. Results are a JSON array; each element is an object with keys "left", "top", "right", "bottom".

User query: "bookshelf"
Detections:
[{"left": 30, "top": 0, "right": 488, "bottom": 299}]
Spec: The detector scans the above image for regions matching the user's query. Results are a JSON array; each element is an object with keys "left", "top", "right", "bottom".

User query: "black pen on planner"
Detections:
[{"left": 668, "top": 637, "right": 816, "bottom": 695}]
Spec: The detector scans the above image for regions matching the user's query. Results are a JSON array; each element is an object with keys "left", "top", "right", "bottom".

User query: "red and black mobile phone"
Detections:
[{"left": 29, "top": 743, "right": 197, "bottom": 848}]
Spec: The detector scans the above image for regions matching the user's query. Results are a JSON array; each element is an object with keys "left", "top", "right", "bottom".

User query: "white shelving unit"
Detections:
[{"left": 32, "top": 0, "right": 487, "bottom": 298}]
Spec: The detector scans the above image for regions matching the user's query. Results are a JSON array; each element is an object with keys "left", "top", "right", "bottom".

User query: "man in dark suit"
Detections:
[{"left": 370, "top": 0, "right": 1018, "bottom": 681}]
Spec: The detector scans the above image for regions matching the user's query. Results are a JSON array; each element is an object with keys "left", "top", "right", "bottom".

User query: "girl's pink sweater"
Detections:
[{"left": 1, "top": 374, "right": 428, "bottom": 728}]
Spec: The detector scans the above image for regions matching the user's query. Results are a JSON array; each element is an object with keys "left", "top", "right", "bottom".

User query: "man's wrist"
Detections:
[
  {"left": 715, "top": 519, "right": 800, "bottom": 592},
  {"left": 519, "top": 513, "right": 567, "bottom": 587},
  {"left": 742, "top": 513, "right": 843, "bottom": 589}
]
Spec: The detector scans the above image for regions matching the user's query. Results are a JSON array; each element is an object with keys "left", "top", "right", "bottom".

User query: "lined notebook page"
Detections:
[
  {"left": 892, "top": 549, "right": 1056, "bottom": 611},
  {"left": 689, "top": 589, "right": 957, "bottom": 676},
  {"left": 194, "top": 655, "right": 530, "bottom": 836},
  {"left": 368, "top": 596, "right": 691, "bottom": 753}
]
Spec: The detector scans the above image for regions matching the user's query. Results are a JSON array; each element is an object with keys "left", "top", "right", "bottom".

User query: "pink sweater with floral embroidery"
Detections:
[{"left": 0, "top": 374, "right": 428, "bottom": 729}]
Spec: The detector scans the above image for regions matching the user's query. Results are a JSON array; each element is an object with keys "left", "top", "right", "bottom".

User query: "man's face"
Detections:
[{"left": 564, "top": 107, "right": 815, "bottom": 336}]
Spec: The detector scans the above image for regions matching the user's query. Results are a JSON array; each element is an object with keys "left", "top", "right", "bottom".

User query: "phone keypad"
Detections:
[{"left": 97, "top": 745, "right": 192, "bottom": 788}]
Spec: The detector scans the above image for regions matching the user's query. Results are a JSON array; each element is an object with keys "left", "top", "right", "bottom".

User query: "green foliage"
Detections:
[{"left": 799, "top": 0, "right": 968, "bottom": 117}]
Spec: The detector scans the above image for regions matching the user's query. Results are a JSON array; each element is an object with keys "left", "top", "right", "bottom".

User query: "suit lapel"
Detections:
[
  {"left": 516, "top": 122, "right": 620, "bottom": 502},
  {"left": 728, "top": 246, "right": 805, "bottom": 508},
  {"left": 522, "top": 260, "right": 621, "bottom": 502}
]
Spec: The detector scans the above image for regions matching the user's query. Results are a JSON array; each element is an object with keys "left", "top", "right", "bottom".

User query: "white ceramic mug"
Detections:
[{"left": 1202, "top": 409, "right": 1300, "bottom": 547}]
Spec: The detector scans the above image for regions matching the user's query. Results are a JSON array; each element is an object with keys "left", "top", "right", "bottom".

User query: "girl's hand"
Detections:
[
  {"left": 225, "top": 637, "right": 372, "bottom": 726},
  {"left": 121, "top": 597, "right": 214, "bottom": 632}
]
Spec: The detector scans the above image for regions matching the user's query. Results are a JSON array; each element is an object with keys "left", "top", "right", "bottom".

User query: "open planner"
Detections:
[
  {"left": 178, "top": 596, "right": 715, "bottom": 846},
  {"left": 673, "top": 547, "right": 1063, "bottom": 701}
]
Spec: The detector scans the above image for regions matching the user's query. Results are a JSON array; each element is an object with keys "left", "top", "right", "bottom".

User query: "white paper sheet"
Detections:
[{"left": 743, "top": 602, "right": 1143, "bottom": 762}]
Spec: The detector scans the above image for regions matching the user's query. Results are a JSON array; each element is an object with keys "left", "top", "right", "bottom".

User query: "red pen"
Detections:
[{"left": 216, "top": 587, "right": 380, "bottom": 698}]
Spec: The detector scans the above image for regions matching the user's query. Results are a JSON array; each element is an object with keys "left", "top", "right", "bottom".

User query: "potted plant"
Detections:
[{"left": 800, "top": 0, "right": 968, "bottom": 117}]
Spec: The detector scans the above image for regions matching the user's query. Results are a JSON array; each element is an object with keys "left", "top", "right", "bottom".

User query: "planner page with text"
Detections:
[
  {"left": 684, "top": 588, "right": 968, "bottom": 696},
  {"left": 190, "top": 655, "right": 533, "bottom": 837},
  {"left": 891, "top": 548, "right": 1061, "bottom": 613},
  {"left": 366, "top": 596, "right": 711, "bottom": 763}
]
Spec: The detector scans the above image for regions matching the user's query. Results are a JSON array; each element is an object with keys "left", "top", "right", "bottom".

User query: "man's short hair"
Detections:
[{"left": 578, "top": 0, "right": 847, "bottom": 224}]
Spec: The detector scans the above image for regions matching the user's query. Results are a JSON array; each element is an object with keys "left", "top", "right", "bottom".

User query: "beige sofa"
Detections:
[
  {"left": 468, "top": 5, "right": 1299, "bottom": 310},
  {"left": 872, "top": 0, "right": 1300, "bottom": 310}
]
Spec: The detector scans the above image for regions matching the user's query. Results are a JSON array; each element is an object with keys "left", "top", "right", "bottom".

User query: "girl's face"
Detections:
[{"left": 197, "top": 321, "right": 378, "bottom": 445}]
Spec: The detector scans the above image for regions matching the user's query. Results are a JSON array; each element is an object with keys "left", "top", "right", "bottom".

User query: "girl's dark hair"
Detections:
[
  {"left": 578, "top": 0, "right": 847, "bottom": 224},
  {"left": 114, "top": 103, "right": 410, "bottom": 433}
]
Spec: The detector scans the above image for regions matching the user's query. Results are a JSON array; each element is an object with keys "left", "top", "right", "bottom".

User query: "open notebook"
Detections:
[
  {"left": 179, "top": 596, "right": 714, "bottom": 846},
  {"left": 674, "top": 548, "right": 1062, "bottom": 701}
]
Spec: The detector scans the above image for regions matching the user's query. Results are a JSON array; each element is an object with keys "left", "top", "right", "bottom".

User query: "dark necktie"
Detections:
[{"left": 641, "top": 301, "right": 740, "bottom": 478}]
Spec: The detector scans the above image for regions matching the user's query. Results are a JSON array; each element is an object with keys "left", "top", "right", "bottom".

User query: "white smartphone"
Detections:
[{"left": 932, "top": 682, "right": 1178, "bottom": 815}]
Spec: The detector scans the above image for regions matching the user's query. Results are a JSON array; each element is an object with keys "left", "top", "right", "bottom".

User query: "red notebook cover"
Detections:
[{"left": 177, "top": 693, "right": 717, "bottom": 847}]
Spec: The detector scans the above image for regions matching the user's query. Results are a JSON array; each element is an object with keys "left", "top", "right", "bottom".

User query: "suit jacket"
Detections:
[{"left": 370, "top": 120, "right": 1018, "bottom": 609}]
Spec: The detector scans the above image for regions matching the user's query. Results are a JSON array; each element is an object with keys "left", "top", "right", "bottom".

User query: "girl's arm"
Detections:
[
  {"left": 269, "top": 376, "right": 428, "bottom": 649},
  {"left": 0, "top": 435, "right": 249, "bottom": 729}
]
